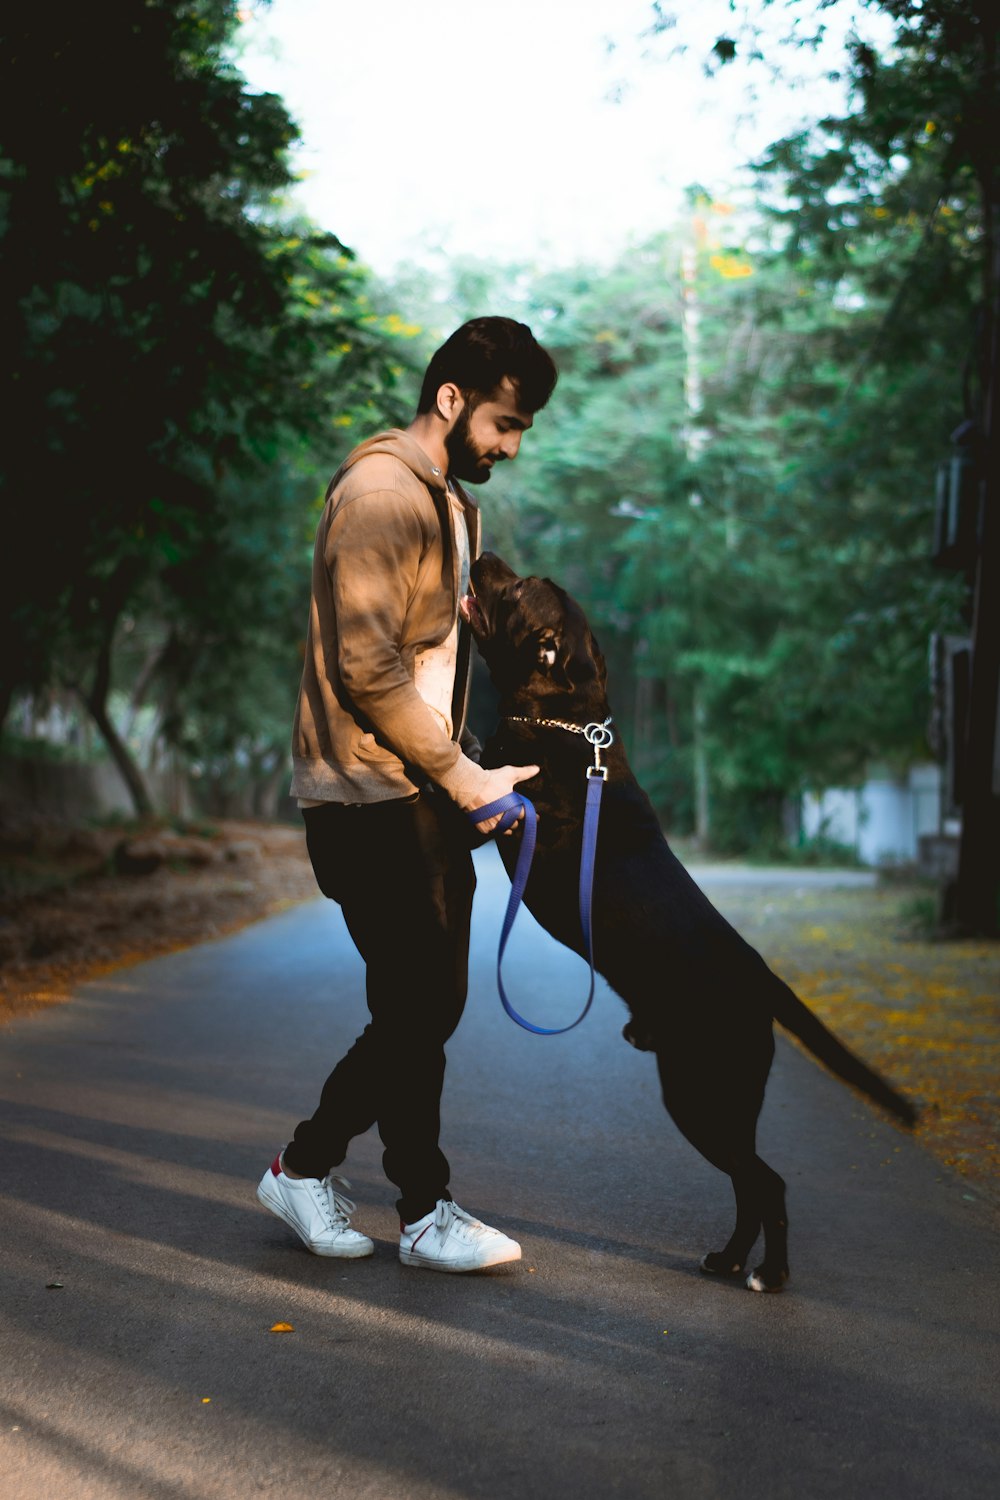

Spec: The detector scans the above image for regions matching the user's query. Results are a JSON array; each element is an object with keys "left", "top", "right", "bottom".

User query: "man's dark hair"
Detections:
[{"left": 416, "top": 316, "right": 558, "bottom": 415}]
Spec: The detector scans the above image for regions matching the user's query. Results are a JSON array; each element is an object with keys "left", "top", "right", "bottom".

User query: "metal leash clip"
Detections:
[{"left": 584, "top": 720, "right": 614, "bottom": 780}]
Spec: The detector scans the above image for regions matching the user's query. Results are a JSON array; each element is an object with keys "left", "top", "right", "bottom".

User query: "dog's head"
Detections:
[{"left": 462, "top": 552, "right": 608, "bottom": 709}]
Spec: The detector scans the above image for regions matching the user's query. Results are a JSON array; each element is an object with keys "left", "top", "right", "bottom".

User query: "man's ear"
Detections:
[
  {"left": 436, "top": 382, "right": 463, "bottom": 422},
  {"left": 536, "top": 628, "right": 559, "bottom": 671}
]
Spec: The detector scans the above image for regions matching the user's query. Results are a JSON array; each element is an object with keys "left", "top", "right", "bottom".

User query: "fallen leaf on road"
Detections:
[{"left": 270, "top": 1322, "right": 294, "bottom": 1333}]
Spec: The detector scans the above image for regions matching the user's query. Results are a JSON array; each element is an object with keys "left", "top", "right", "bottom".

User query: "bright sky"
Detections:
[{"left": 236, "top": 0, "right": 889, "bottom": 275}]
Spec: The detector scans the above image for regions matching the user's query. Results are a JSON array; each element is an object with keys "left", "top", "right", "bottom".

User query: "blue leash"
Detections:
[{"left": 467, "top": 718, "right": 613, "bottom": 1036}]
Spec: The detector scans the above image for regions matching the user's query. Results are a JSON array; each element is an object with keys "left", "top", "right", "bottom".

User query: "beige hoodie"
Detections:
[{"left": 290, "top": 429, "right": 491, "bottom": 806}]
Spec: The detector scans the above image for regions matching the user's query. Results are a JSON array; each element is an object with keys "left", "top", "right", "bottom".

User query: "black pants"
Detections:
[{"left": 283, "top": 790, "right": 476, "bottom": 1223}]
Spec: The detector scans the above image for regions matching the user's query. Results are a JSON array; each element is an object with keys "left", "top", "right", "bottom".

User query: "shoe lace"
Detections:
[
  {"left": 433, "top": 1199, "right": 484, "bottom": 1243},
  {"left": 318, "top": 1173, "right": 357, "bottom": 1230}
]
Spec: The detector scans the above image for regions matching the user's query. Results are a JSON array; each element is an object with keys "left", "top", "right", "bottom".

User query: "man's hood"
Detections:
[{"left": 333, "top": 428, "right": 452, "bottom": 496}]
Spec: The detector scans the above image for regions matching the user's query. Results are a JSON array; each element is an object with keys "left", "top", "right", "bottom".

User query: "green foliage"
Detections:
[
  {"left": 2, "top": 0, "right": 986, "bottom": 848},
  {"left": 454, "top": 0, "right": 988, "bottom": 850},
  {"left": 0, "top": 1, "right": 421, "bottom": 809},
  {"left": 393, "top": 161, "right": 970, "bottom": 847}
]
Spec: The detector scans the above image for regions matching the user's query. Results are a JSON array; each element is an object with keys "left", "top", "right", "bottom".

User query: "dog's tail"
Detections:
[{"left": 770, "top": 978, "right": 919, "bottom": 1128}]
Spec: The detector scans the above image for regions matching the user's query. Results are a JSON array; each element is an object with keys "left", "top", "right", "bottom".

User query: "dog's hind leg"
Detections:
[
  {"left": 745, "top": 1157, "right": 789, "bottom": 1293},
  {"left": 699, "top": 1155, "right": 788, "bottom": 1291},
  {"left": 700, "top": 1161, "right": 762, "bottom": 1280},
  {"left": 656, "top": 1042, "right": 790, "bottom": 1290},
  {"left": 662, "top": 1102, "right": 767, "bottom": 1281}
]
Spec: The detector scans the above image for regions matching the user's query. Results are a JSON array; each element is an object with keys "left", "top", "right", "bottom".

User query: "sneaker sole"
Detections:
[
  {"left": 257, "top": 1182, "right": 375, "bottom": 1259},
  {"left": 399, "top": 1244, "right": 521, "bottom": 1273}
]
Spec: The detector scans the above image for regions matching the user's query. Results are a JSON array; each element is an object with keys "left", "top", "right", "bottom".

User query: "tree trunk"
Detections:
[
  {"left": 952, "top": 6, "right": 1000, "bottom": 935},
  {"left": 692, "top": 683, "right": 711, "bottom": 849},
  {"left": 664, "top": 679, "right": 681, "bottom": 749},
  {"left": 76, "top": 615, "right": 155, "bottom": 820},
  {"left": 121, "top": 634, "right": 170, "bottom": 743},
  {"left": 0, "top": 676, "right": 14, "bottom": 743},
  {"left": 252, "top": 752, "right": 288, "bottom": 820}
]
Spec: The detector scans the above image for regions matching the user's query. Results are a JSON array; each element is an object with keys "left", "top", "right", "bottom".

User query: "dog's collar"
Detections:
[
  {"left": 505, "top": 714, "right": 614, "bottom": 776},
  {"left": 505, "top": 712, "right": 613, "bottom": 738}
]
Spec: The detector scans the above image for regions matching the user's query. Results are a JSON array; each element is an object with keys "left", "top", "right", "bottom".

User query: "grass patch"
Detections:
[{"left": 893, "top": 892, "right": 942, "bottom": 940}]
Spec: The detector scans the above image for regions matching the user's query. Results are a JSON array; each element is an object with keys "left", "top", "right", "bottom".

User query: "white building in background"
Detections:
[{"left": 802, "top": 764, "right": 945, "bottom": 867}]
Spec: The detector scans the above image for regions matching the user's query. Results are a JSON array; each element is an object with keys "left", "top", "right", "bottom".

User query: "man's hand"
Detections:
[{"left": 463, "top": 764, "right": 540, "bottom": 836}]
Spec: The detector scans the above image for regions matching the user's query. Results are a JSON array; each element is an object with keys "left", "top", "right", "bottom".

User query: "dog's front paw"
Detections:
[{"left": 622, "top": 1020, "right": 655, "bottom": 1052}]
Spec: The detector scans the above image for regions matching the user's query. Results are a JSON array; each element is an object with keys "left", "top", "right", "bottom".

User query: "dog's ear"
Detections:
[
  {"left": 558, "top": 633, "right": 599, "bottom": 688},
  {"left": 535, "top": 628, "right": 559, "bottom": 672},
  {"left": 586, "top": 629, "right": 609, "bottom": 692},
  {"left": 536, "top": 626, "right": 603, "bottom": 690}
]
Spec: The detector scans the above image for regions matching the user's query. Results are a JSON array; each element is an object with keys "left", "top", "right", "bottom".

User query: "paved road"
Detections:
[
  {"left": 1, "top": 850, "right": 997, "bottom": 1500},
  {"left": 682, "top": 863, "right": 876, "bottom": 888}
]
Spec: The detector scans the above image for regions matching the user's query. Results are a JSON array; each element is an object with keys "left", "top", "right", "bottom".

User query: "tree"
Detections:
[
  {"left": 389, "top": 195, "right": 972, "bottom": 851},
  {"left": 729, "top": 0, "right": 999, "bottom": 919},
  {"left": 0, "top": 2, "right": 416, "bottom": 814}
]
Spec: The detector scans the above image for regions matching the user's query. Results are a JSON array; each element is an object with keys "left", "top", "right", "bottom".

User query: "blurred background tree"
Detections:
[
  {"left": 0, "top": 0, "right": 419, "bottom": 814},
  {"left": 674, "top": 0, "right": 998, "bottom": 907},
  {"left": 393, "top": 199, "right": 969, "bottom": 855},
  {"left": 396, "top": 0, "right": 988, "bottom": 864},
  {"left": 2, "top": 0, "right": 993, "bottom": 903}
]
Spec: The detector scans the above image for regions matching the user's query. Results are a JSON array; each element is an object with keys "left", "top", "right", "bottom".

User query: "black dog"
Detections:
[{"left": 463, "top": 552, "right": 917, "bottom": 1292}]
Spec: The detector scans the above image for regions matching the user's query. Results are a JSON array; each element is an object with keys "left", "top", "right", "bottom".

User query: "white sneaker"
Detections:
[
  {"left": 257, "top": 1154, "right": 374, "bottom": 1258},
  {"left": 399, "top": 1198, "right": 521, "bottom": 1273}
]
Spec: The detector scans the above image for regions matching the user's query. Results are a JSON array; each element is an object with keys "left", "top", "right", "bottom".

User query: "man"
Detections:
[{"left": 258, "top": 317, "right": 557, "bottom": 1272}]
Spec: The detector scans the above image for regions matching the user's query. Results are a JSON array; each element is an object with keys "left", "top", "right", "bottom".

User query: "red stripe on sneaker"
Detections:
[
  {"left": 271, "top": 1154, "right": 282, "bottom": 1177},
  {"left": 410, "top": 1224, "right": 432, "bottom": 1250}
]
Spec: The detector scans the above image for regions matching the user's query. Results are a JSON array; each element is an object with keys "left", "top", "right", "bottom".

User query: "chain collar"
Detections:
[{"left": 505, "top": 714, "right": 614, "bottom": 776}]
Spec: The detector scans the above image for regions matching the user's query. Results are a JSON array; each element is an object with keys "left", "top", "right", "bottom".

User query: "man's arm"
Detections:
[
  {"left": 459, "top": 725, "right": 483, "bottom": 764},
  {"left": 328, "top": 489, "right": 535, "bottom": 830}
]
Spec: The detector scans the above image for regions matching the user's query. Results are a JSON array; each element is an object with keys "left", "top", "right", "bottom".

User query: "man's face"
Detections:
[{"left": 444, "top": 376, "right": 534, "bottom": 484}]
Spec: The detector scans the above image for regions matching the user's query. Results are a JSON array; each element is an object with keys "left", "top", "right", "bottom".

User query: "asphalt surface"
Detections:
[{"left": 1, "top": 849, "right": 998, "bottom": 1500}]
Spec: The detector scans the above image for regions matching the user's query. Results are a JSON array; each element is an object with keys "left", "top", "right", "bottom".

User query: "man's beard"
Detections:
[{"left": 445, "top": 405, "right": 493, "bottom": 484}]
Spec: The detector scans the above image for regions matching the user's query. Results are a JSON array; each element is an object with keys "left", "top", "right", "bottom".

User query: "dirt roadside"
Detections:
[
  {"left": 0, "top": 817, "right": 318, "bottom": 1022},
  {"left": 706, "top": 876, "right": 999, "bottom": 1216},
  {"left": 1, "top": 820, "right": 997, "bottom": 1212}
]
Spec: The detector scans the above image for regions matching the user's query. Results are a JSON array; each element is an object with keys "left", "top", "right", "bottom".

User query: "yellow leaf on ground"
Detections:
[{"left": 270, "top": 1323, "right": 294, "bottom": 1333}]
